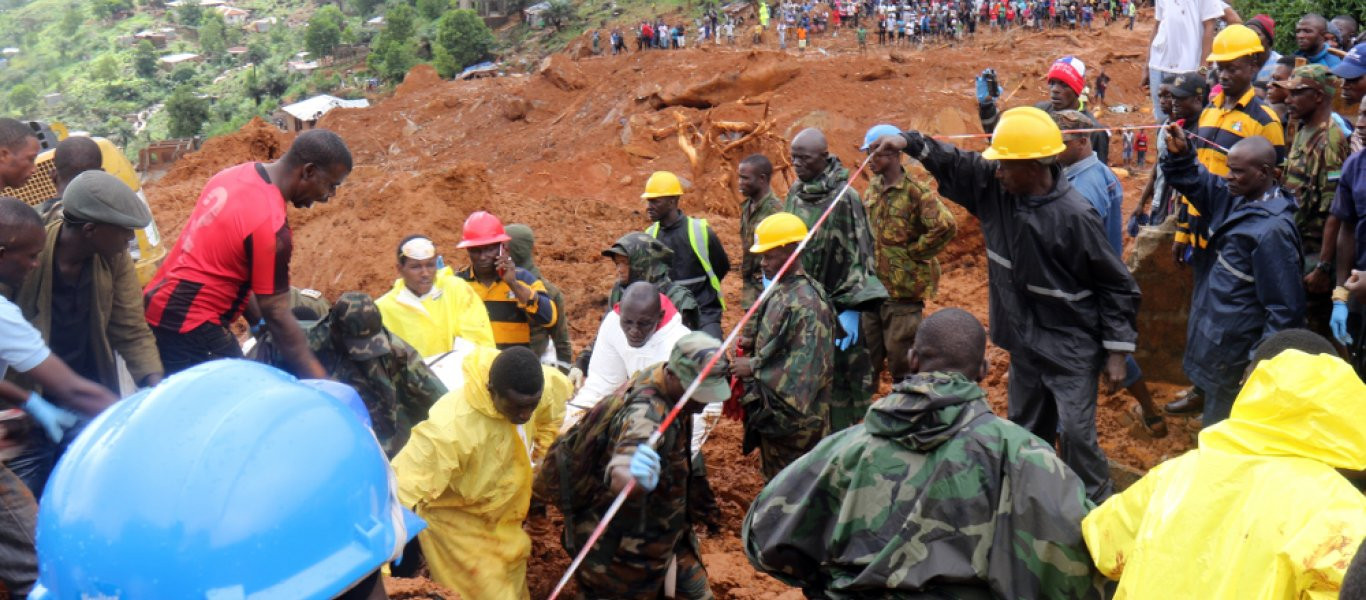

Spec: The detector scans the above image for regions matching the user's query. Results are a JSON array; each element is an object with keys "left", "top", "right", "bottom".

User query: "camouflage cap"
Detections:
[
  {"left": 667, "top": 332, "right": 731, "bottom": 403},
  {"left": 1270, "top": 64, "right": 1340, "bottom": 97},
  {"left": 1051, "top": 110, "right": 1091, "bottom": 141},
  {"left": 330, "top": 291, "right": 392, "bottom": 360}
]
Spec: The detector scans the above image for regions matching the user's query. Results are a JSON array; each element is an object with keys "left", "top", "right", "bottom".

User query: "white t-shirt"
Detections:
[
  {"left": 0, "top": 297, "right": 50, "bottom": 377},
  {"left": 1149, "top": 0, "right": 1224, "bottom": 72}
]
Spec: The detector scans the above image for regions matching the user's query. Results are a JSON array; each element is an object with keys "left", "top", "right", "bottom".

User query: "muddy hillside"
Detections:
[{"left": 144, "top": 17, "right": 1196, "bottom": 599}]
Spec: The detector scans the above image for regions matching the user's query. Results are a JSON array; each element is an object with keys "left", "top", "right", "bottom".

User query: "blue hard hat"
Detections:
[
  {"left": 300, "top": 379, "right": 374, "bottom": 432},
  {"left": 861, "top": 123, "right": 903, "bottom": 151},
  {"left": 31, "top": 359, "right": 426, "bottom": 600}
]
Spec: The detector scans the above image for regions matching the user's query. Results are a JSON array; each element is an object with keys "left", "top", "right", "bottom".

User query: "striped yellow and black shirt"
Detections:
[
  {"left": 450, "top": 266, "right": 557, "bottom": 350},
  {"left": 1175, "top": 87, "right": 1286, "bottom": 249}
]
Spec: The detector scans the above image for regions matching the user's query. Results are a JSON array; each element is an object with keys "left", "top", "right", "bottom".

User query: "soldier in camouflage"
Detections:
[
  {"left": 743, "top": 309, "right": 1102, "bottom": 599},
  {"left": 737, "top": 154, "right": 786, "bottom": 310},
  {"left": 506, "top": 224, "right": 574, "bottom": 370},
  {"left": 569, "top": 332, "right": 731, "bottom": 599},
  {"left": 785, "top": 128, "right": 889, "bottom": 431},
  {"left": 861, "top": 124, "right": 958, "bottom": 384},
  {"left": 307, "top": 291, "right": 448, "bottom": 457},
  {"left": 734, "top": 212, "right": 836, "bottom": 479},
  {"left": 1275, "top": 64, "right": 1353, "bottom": 338}
]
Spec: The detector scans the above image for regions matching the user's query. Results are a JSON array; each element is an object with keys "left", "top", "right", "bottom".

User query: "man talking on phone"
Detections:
[{"left": 451, "top": 211, "right": 558, "bottom": 350}]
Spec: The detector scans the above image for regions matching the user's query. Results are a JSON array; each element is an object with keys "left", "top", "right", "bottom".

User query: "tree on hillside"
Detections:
[
  {"left": 91, "top": 54, "right": 120, "bottom": 81},
  {"left": 543, "top": 0, "right": 574, "bottom": 31},
  {"left": 384, "top": 2, "right": 417, "bottom": 42},
  {"left": 417, "top": 0, "right": 449, "bottom": 20},
  {"left": 245, "top": 40, "right": 270, "bottom": 64},
  {"left": 348, "top": 0, "right": 383, "bottom": 18},
  {"left": 367, "top": 3, "right": 418, "bottom": 82},
  {"left": 7, "top": 84, "right": 38, "bottom": 117},
  {"left": 91, "top": 0, "right": 134, "bottom": 21},
  {"left": 200, "top": 12, "right": 228, "bottom": 58},
  {"left": 166, "top": 85, "right": 208, "bottom": 137},
  {"left": 134, "top": 40, "right": 159, "bottom": 78},
  {"left": 305, "top": 10, "right": 343, "bottom": 57},
  {"left": 176, "top": 1, "right": 202, "bottom": 25},
  {"left": 435, "top": 9, "right": 493, "bottom": 76},
  {"left": 60, "top": 6, "right": 84, "bottom": 37}
]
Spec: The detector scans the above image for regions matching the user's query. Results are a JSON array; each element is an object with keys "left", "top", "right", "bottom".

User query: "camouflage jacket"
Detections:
[
  {"left": 740, "top": 190, "right": 785, "bottom": 309},
  {"left": 864, "top": 167, "right": 957, "bottom": 302},
  {"left": 743, "top": 371, "right": 1102, "bottom": 599},
  {"left": 573, "top": 365, "right": 701, "bottom": 593},
  {"left": 606, "top": 232, "right": 701, "bottom": 329},
  {"left": 784, "top": 155, "right": 889, "bottom": 312},
  {"left": 740, "top": 271, "right": 834, "bottom": 435},
  {"left": 1282, "top": 119, "right": 1351, "bottom": 261},
  {"left": 307, "top": 320, "right": 448, "bottom": 456}
]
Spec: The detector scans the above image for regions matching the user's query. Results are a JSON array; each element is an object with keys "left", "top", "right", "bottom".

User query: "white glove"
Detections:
[{"left": 568, "top": 367, "right": 585, "bottom": 389}]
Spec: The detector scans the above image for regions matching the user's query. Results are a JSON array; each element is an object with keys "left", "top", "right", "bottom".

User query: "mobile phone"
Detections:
[{"left": 497, "top": 244, "right": 507, "bottom": 278}]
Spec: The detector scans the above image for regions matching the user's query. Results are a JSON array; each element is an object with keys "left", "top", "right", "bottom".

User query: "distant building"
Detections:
[
  {"left": 133, "top": 30, "right": 169, "bottom": 48},
  {"left": 159, "top": 52, "right": 203, "bottom": 70},
  {"left": 366, "top": 15, "right": 385, "bottom": 29},
  {"left": 286, "top": 59, "right": 319, "bottom": 74},
  {"left": 42, "top": 93, "right": 62, "bottom": 107},
  {"left": 245, "top": 16, "right": 277, "bottom": 33},
  {"left": 215, "top": 6, "right": 249, "bottom": 26},
  {"left": 276, "top": 95, "right": 370, "bottom": 132},
  {"left": 1, "top": 48, "right": 19, "bottom": 58},
  {"left": 523, "top": 2, "right": 550, "bottom": 27}
]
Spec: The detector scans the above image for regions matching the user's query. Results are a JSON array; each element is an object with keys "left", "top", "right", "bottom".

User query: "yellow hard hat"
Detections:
[
  {"left": 641, "top": 171, "right": 684, "bottom": 199},
  {"left": 749, "top": 212, "right": 808, "bottom": 253},
  {"left": 1206, "top": 24, "right": 1263, "bottom": 62},
  {"left": 982, "top": 106, "right": 1065, "bottom": 161}
]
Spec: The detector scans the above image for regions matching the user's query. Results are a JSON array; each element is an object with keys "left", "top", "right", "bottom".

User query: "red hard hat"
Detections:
[{"left": 457, "top": 211, "right": 511, "bottom": 248}]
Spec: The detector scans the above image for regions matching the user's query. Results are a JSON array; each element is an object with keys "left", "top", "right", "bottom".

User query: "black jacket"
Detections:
[{"left": 910, "top": 135, "right": 1140, "bottom": 374}]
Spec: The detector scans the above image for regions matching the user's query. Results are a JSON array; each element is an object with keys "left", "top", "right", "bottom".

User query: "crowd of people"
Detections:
[{"left": 0, "top": 0, "right": 1365, "bottom": 597}]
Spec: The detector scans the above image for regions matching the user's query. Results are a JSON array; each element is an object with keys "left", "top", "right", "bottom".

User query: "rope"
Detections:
[{"left": 545, "top": 153, "right": 876, "bottom": 600}]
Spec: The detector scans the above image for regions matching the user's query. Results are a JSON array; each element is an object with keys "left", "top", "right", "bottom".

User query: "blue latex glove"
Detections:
[
  {"left": 629, "top": 443, "right": 660, "bottom": 491},
  {"left": 1126, "top": 213, "right": 1149, "bottom": 238},
  {"left": 24, "top": 393, "right": 78, "bottom": 443},
  {"left": 249, "top": 318, "right": 267, "bottom": 337},
  {"left": 761, "top": 275, "right": 773, "bottom": 289},
  {"left": 836, "top": 310, "right": 860, "bottom": 351},
  {"left": 975, "top": 72, "right": 991, "bottom": 104},
  {"left": 1331, "top": 301, "right": 1353, "bottom": 345}
]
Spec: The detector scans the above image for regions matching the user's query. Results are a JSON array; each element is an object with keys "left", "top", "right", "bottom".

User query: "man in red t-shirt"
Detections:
[{"left": 144, "top": 129, "right": 352, "bottom": 378}]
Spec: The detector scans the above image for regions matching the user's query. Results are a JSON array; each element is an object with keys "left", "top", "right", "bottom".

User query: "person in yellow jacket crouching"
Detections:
[
  {"left": 1082, "top": 329, "right": 1366, "bottom": 599},
  {"left": 376, "top": 234, "right": 496, "bottom": 358},
  {"left": 391, "top": 345, "right": 571, "bottom": 599}
]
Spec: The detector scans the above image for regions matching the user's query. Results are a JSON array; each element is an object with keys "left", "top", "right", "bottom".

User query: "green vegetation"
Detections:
[
  {"left": 435, "top": 9, "right": 495, "bottom": 77},
  {"left": 1231, "top": 0, "right": 1361, "bottom": 54}
]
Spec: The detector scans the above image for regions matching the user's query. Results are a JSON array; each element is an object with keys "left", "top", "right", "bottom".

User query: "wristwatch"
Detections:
[{"left": 1314, "top": 260, "right": 1333, "bottom": 275}]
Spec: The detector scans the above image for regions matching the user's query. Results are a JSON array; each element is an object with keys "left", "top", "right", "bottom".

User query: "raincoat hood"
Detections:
[
  {"left": 863, "top": 371, "right": 989, "bottom": 452},
  {"left": 459, "top": 347, "right": 503, "bottom": 421},
  {"left": 505, "top": 224, "right": 542, "bottom": 279},
  {"left": 1199, "top": 350, "right": 1366, "bottom": 470},
  {"left": 606, "top": 232, "right": 675, "bottom": 285}
]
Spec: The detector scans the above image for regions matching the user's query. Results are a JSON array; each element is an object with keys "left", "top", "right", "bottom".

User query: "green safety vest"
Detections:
[{"left": 646, "top": 217, "right": 725, "bottom": 310}]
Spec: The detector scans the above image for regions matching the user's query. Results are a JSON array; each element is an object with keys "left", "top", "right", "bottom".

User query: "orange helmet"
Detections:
[{"left": 457, "top": 211, "right": 512, "bottom": 248}]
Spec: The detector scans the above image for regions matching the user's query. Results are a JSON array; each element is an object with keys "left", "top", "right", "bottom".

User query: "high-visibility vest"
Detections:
[{"left": 646, "top": 217, "right": 725, "bottom": 310}]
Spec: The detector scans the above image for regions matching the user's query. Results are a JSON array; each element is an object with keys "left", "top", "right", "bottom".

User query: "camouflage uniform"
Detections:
[
  {"left": 739, "top": 190, "right": 785, "bottom": 309},
  {"left": 571, "top": 365, "right": 713, "bottom": 599},
  {"left": 506, "top": 224, "right": 574, "bottom": 369},
  {"left": 784, "top": 155, "right": 889, "bottom": 431},
  {"left": 1281, "top": 85, "right": 1352, "bottom": 337},
  {"left": 605, "top": 232, "right": 701, "bottom": 329},
  {"left": 307, "top": 293, "right": 448, "bottom": 457},
  {"left": 862, "top": 166, "right": 957, "bottom": 383},
  {"left": 743, "top": 371, "right": 1102, "bottom": 599},
  {"left": 739, "top": 271, "right": 835, "bottom": 479}
]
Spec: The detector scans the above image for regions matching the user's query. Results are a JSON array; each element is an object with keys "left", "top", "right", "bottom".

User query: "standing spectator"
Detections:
[
  {"left": 1095, "top": 69, "right": 1110, "bottom": 105},
  {"left": 1296, "top": 14, "right": 1343, "bottom": 68},
  {"left": 1246, "top": 14, "right": 1280, "bottom": 85},
  {"left": 1125, "top": 0, "right": 1135, "bottom": 30},
  {"left": 1134, "top": 128, "right": 1149, "bottom": 166},
  {"left": 1146, "top": 0, "right": 1223, "bottom": 123},
  {"left": 1122, "top": 128, "right": 1135, "bottom": 166}
]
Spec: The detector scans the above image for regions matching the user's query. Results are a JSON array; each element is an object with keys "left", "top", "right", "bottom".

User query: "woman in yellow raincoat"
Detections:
[
  {"left": 391, "top": 346, "right": 570, "bottom": 599},
  {"left": 1082, "top": 347, "right": 1366, "bottom": 599}
]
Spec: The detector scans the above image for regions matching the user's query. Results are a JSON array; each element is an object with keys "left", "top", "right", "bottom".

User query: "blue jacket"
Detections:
[
  {"left": 1161, "top": 149, "right": 1305, "bottom": 391},
  {"left": 1064, "top": 152, "right": 1124, "bottom": 255}
]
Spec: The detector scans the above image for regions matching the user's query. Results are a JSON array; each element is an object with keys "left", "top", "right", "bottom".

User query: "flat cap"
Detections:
[{"left": 62, "top": 171, "right": 152, "bottom": 229}]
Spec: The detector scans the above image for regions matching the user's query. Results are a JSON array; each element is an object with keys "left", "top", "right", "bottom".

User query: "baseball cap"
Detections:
[
  {"left": 61, "top": 171, "right": 153, "bottom": 229},
  {"left": 1271, "top": 64, "right": 1341, "bottom": 97},
  {"left": 330, "top": 292, "right": 393, "bottom": 361},
  {"left": 1332, "top": 42, "right": 1366, "bottom": 80},
  {"left": 667, "top": 332, "right": 731, "bottom": 403},
  {"left": 1167, "top": 72, "right": 1210, "bottom": 99}
]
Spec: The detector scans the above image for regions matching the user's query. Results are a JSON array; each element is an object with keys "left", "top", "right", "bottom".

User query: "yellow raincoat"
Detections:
[
  {"left": 391, "top": 347, "right": 569, "bottom": 599},
  {"left": 375, "top": 275, "right": 496, "bottom": 358},
  {"left": 1083, "top": 350, "right": 1366, "bottom": 599}
]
